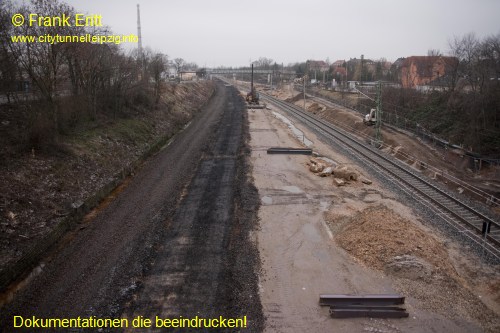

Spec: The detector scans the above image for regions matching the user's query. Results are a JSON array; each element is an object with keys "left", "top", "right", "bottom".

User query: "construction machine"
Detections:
[
  {"left": 246, "top": 88, "right": 260, "bottom": 105},
  {"left": 246, "top": 64, "right": 264, "bottom": 108},
  {"left": 363, "top": 108, "right": 376, "bottom": 125}
]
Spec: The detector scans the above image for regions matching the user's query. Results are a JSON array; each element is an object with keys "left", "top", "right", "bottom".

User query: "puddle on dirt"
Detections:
[
  {"left": 302, "top": 223, "right": 321, "bottom": 243},
  {"left": 261, "top": 196, "right": 273, "bottom": 205},
  {"left": 317, "top": 157, "right": 337, "bottom": 167},
  {"left": 272, "top": 111, "right": 313, "bottom": 147},
  {"left": 320, "top": 201, "right": 330, "bottom": 211},
  {"left": 0, "top": 264, "right": 44, "bottom": 307},
  {"left": 283, "top": 186, "right": 302, "bottom": 194},
  {"left": 363, "top": 193, "right": 382, "bottom": 203}
]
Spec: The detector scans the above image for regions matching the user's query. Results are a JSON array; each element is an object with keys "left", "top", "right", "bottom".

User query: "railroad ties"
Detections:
[{"left": 319, "top": 294, "right": 409, "bottom": 319}]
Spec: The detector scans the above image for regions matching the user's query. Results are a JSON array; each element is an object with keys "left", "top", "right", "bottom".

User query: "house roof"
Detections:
[
  {"left": 332, "top": 60, "right": 345, "bottom": 67},
  {"left": 307, "top": 60, "right": 329, "bottom": 68},
  {"left": 392, "top": 57, "right": 406, "bottom": 68},
  {"left": 402, "top": 56, "right": 458, "bottom": 77}
]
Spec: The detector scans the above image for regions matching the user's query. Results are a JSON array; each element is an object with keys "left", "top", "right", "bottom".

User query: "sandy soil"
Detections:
[{"left": 247, "top": 101, "right": 500, "bottom": 332}]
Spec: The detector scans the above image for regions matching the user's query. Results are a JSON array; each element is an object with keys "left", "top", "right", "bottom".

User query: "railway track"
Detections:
[
  {"left": 259, "top": 92, "right": 500, "bottom": 261},
  {"left": 304, "top": 90, "right": 500, "bottom": 208}
]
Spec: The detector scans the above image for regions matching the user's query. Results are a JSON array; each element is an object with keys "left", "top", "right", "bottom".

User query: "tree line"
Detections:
[
  {"left": 282, "top": 34, "right": 500, "bottom": 157},
  {"left": 0, "top": 0, "right": 198, "bottom": 150},
  {"left": 353, "top": 33, "right": 500, "bottom": 157},
  {"left": 236, "top": 40, "right": 499, "bottom": 156}
]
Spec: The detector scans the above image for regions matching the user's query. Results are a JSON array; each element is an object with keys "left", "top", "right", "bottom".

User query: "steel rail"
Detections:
[
  {"left": 260, "top": 92, "right": 500, "bottom": 260},
  {"left": 305, "top": 92, "right": 500, "bottom": 208}
]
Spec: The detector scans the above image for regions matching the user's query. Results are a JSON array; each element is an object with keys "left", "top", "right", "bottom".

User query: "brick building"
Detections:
[{"left": 401, "top": 56, "right": 458, "bottom": 89}]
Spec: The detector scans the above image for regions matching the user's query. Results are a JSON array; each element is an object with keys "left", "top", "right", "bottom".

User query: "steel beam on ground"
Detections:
[
  {"left": 319, "top": 294, "right": 405, "bottom": 306},
  {"left": 267, "top": 147, "right": 313, "bottom": 155},
  {"left": 329, "top": 306, "right": 409, "bottom": 318}
]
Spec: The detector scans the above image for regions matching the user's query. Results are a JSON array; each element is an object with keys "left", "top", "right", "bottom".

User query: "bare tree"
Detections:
[
  {"left": 254, "top": 57, "right": 274, "bottom": 69},
  {"left": 449, "top": 32, "right": 481, "bottom": 92},
  {"left": 448, "top": 32, "right": 500, "bottom": 153},
  {"left": 100, "top": 49, "right": 140, "bottom": 117},
  {"left": 2, "top": 0, "right": 178, "bottom": 147},
  {"left": 183, "top": 62, "right": 198, "bottom": 71},
  {"left": 174, "top": 58, "right": 185, "bottom": 73},
  {"left": 480, "top": 33, "right": 500, "bottom": 86},
  {"left": 0, "top": 2, "right": 18, "bottom": 103},
  {"left": 0, "top": 1, "right": 24, "bottom": 90},
  {"left": 7, "top": 0, "right": 77, "bottom": 131},
  {"left": 427, "top": 49, "right": 442, "bottom": 57},
  {"left": 148, "top": 52, "right": 168, "bottom": 103},
  {"left": 75, "top": 44, "right": 116, "bottom": 119}
]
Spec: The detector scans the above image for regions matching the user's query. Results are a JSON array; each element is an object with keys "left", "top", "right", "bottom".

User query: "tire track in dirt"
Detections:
[
  {"left": 123, "top": 84, "right": 264, "bottom": 332},
  {"left": 0, "top": 82, "right": 243, "bottom": 332}
]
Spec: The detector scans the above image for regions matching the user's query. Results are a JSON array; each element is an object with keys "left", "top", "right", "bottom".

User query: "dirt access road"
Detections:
[{"left": 0, "top": 81, "right": 263, "bottom": 332}]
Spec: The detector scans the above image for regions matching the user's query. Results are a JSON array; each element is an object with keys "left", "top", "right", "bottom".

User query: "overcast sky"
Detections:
[{"left": 13, "top": 0, "right": 500, "bottom": 67}]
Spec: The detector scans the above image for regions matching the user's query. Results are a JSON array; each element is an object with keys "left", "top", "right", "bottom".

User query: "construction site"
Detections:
[
  {"left": 2, "top": 67, "right": 499, "bottom": 332},
  {"left": 1, "top": 0, "right": 500, "bottom": 332},
  {"left": 234, "top": 74, "right": 500, "bottom": 332}
]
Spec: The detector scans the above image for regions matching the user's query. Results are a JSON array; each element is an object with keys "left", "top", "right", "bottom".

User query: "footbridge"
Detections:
[{"left": 207, "top": 68, "right": 296, "bottom": 76}]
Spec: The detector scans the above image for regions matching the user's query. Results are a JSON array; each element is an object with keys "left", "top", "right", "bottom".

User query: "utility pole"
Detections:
[
  {"left": 303, "top": 61, "right": 308, "bottom": 111},
  {"left": 281, "top": 62, "right": 284, "bottom": 89},
  {"left": 251, "top": 63, "right": 254, "bottom": 94},
  {"left": 303, "top": 75, "right": 307, "bottom": 111},
  {"left": 360, "top": 54, "right": 364, "bottom": 84},
  {"left": 343, "top": 60, "right": 348, "bottom": 90},
  {"left": 375, "top": 80, "right": 383, "bottom": 145}
]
